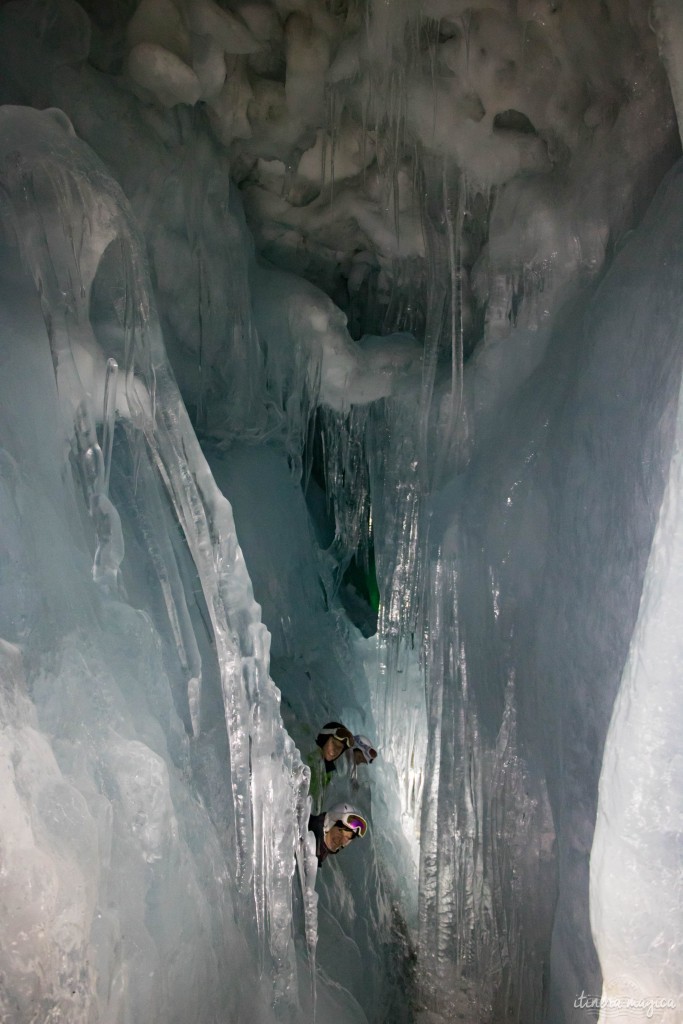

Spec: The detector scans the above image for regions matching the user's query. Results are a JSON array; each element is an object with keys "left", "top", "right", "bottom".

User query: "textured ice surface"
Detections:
[
  {"left": 0, "top": 273, "right": 271, "bottom": 1023},
  {"left": 590, "top": 166, "right": 683, "bottom": 1023},
  {"left": 592, "top": 374, "right": 683, "bottom": 1023},
  {"left": 410, "top": 160, "right": 683, "bottom": 1020},
  {"left": 0, "top": 104, "right": 311, "bottom": 1022}
]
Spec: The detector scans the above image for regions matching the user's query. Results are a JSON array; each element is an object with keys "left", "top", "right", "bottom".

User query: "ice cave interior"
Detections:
[{"left": 0, "top": 1, "right": 682, "bottom": 1022}]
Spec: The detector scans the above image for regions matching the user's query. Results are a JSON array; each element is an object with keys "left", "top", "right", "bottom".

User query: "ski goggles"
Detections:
[
  {"left": 336, "top": 812, "right": 368, "bottom": 838},
  {"left": 319, "top": 724, "right": 354, "bottom": 749},
  {"left": 353, "top": 737, "right": 378, "bottom": 763}
]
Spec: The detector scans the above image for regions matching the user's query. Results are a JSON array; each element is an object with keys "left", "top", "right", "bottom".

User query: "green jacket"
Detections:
[{"left": 307, "top": 749, "right": 333, "bottom": 813}]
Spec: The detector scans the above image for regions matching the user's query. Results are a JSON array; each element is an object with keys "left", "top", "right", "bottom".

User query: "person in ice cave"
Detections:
[
  {"left": 347, "top": 734, "right": 378, "bottom": 790},
  {"left": 351, "top": 735, "right": 377, "bottom": 767},
  {"left": 307, "top": 721, "right": 354, "bottom": 810},
  {"left": 308, "top": 802, "right": 368, "bottom": 867}
]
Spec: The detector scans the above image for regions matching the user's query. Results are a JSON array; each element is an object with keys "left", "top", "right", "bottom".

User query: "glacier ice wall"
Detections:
[
  {"left": 590, "top": 163, "right": 683, "bottom": 1023},
  {"left": 0, "top": 102, "right": 313, "bottom": 1022},
  {"left": 416, "top": 159, "right": 683, "bottom": 1021}
]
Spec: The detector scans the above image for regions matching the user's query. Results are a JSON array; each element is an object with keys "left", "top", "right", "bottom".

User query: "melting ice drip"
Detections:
[{"left": 0, "top": 105, "right": 315, "bottom": 1017}]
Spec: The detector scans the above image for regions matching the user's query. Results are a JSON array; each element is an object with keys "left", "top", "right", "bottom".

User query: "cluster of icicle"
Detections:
[{"left": 0, "top": 105, "right": 316, "bottom": 1017}]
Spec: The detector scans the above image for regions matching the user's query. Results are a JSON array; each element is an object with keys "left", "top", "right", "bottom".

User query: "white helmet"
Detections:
[
  {"left": 353, "top": 735, "right": 377, "bottom": 764},
  {"left": 323, "top": 802, "right": 368, "bottom": 837}
]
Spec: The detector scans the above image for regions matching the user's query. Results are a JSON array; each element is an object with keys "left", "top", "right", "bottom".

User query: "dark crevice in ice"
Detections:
[{"left": 493, "top": 109, "right": 538, "bottom": 135}]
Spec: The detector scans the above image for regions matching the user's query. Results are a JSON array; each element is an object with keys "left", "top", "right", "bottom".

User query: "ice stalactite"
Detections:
[
  {"left": 100, "top": 356, "right": 118, "bottom": 496},
  {"left": 295, "top": 823, "right": 321, "bottom": 1015}
]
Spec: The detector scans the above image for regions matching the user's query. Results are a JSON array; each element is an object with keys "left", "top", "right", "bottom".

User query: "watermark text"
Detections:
[{"left": 574, "top": 992, "right": 677, "bottom": 1019}]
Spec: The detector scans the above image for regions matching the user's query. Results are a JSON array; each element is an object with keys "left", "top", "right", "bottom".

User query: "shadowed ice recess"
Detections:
[{"left": 0, "top": 2, "right": 682, "bottom": 1023}]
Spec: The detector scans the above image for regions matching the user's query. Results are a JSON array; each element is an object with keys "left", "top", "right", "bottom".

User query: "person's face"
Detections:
[
  {"left": 324, "top": 825, "right": 355, "bottom": 853},
  {"left": 322, "top": 735, "right": 345, "bottom": 761}
]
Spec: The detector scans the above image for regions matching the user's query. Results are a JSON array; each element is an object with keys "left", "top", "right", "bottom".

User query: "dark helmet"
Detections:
[{"left": 316, "top": 721, "right": 354, "bottom": 751}]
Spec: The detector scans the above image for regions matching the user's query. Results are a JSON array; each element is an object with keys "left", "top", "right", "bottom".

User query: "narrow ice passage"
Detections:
[{"left": 1, "top": 2, "right": 683, "bottom": 1024}]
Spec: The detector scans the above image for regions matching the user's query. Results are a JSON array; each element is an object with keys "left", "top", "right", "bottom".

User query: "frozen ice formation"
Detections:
[
  {"left": 125, "top": 0, "right": 261, "bottom": 108},
  {"left": 0, "top": 101, "right": 315, "bottom": 1021},
  {"left": 233, "top": 0, "right": 677, "bottom": 348},
  {"left": 1, "top": 1, "right": 683, "bottom": 1023},
  {"left": 251, "top": 263, "right": 422, "bottom": 415}
]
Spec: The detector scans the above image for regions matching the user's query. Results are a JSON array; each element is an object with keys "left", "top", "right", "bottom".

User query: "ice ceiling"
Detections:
[{"left": 1, "top": 1, "right": 683, "bottom": 1023}]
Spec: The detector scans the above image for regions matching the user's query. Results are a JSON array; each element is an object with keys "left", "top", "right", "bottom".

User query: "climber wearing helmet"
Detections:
[
  {"left": 316, "top": 722, "right": 354, "bottom": 767},
  {"left": 307, "top": 721, "right": 355, "bottom": 811},
  {"left": 308, "top": 802, "right": 368, "bottom": 867},
  {"left": 351, "top": 734, "right": 378, "bottom": 766}
]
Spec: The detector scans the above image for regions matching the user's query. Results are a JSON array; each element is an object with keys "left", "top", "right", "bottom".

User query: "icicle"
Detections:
[
  {"left": 295, "top": 784, "right": 319, "bottom": 1021},
  {"left": 101, "top": 357, "right": 118, "bottom": 497},
  {"left": 429, "top": 162, "right": 465, "bottom": 486}
]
